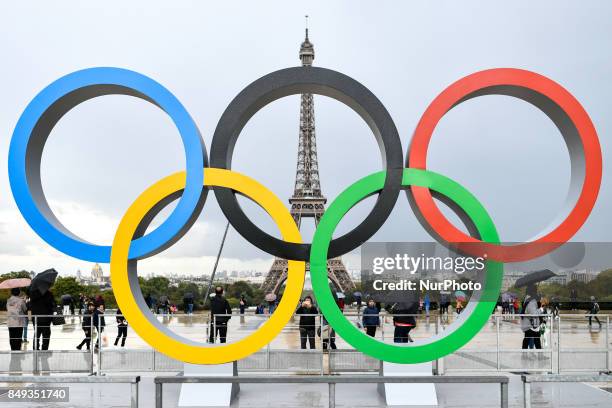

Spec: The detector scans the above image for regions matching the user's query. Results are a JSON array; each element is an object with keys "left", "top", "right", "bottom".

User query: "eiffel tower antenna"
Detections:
[{"left": 262, "top": 24, "right": 355, "bottom": 296}]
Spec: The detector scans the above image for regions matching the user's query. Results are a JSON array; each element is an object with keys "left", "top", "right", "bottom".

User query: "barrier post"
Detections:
[
  {"left": 549, "top": 314, "right": 553, "bottom": 373},
  {"left": 156, "top": 382, "right": 163, "bottom": 408},
  {"left": 328, "top": 382, "right": 336, "bottom": 408},
  {"left": 33, "top": 315, "right": 38, "bottom": 374},
  {"left": 90, "top": 317, "right": 95, "bottom": 375},
  {"left": 97, "top": 317, "right": 102, "bottom": 375},
  {"left": 496, "top": 315, "right": 501, "bottom": 371},
  {"left": 523, "top": 381, "right": 531, "bottom": 408},
  {"left": 500, "top": 381, "right": 509, "bottom": 408},
  {"left": 606, "top": 315, "right": 610, "bottom": 372},
  {"left": 131, "top": 381, "right": 139, "bottom": 408},
  {"left": 321, "top": 314, "right": 325, "bottom": 375},
  {"left": 556, "top": 315, "right": 561, "bottom": 373}
]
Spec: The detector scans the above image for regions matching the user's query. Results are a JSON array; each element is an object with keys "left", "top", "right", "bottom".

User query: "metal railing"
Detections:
[
  {"left": 154, "top": 374, "right": 510, "bottom": 408},
  {"left": 0, "top": 375, "right": 140, "bottom": 408},
  {"left": 1, "top": 312, "right": 610, "bottom": 375},
  {"left": 521, "top": 373, "right": 612, "bottom": 408},
  {"left": 2, "top": 314, "right": 94, "bottom": 374}
]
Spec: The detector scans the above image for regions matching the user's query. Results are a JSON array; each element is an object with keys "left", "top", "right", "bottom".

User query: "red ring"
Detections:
[{"left": 408, "top": 68, "right": 602, "bottom": 262}]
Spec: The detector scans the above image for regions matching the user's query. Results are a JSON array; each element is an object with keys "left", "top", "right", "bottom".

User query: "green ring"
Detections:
[{"left": 310, "top": 168, "right": 502, "bottom": 363}]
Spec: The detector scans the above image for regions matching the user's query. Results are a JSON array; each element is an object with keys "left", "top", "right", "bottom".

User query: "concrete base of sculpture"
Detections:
[
  {"left": 178, "top": 362, "right": 239, "bottom": 407},
  {"left": 378, "top": 361, "right": 438, "bottom": 406}
]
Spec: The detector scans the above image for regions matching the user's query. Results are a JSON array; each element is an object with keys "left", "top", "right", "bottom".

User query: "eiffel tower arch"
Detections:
[{"left": 261, "top": 26, "right": 355, "bottom": 296}]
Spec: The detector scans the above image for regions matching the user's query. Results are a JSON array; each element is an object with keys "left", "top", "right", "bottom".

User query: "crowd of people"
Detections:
[
  {"left": 4, "top": 289, "right": 129, "bottom": 352},
  {"left": 4, "top": 284, "right": 607, "bottom": 353}
]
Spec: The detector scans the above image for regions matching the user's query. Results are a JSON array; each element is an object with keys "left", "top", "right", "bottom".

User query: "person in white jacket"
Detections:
[
  {"left": 6, "top": 288, "right": 27, "bottom": 350},
  {"left": 520, "top": 284, "right": 542, "bottom": 349}
]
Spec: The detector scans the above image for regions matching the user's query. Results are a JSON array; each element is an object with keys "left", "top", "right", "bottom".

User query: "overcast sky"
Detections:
[{"left": 1, "top": 1, "right": 611, "bottom": 277}]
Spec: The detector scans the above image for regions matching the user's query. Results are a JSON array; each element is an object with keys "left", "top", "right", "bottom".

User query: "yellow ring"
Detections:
[{"left": 110, "top": 168, "right": 305, "bottom": 364}]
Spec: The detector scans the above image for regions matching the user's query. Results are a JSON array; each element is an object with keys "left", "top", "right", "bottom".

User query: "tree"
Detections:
[
  {"left": 0, "top": 270, "right": 32, "bottom": 281},
  {"left": 226, "top": 281, "right": 254, "bottom": 300},
  {"left": 139, "top": 276, "right": 170, "bottom": 299},
  {"left": 52, "top": 276, "right": 83, "bottom": 302}
]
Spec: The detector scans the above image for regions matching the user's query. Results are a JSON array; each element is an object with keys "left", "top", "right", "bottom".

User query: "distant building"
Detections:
[
  {"left": 91, "top": 263, "right": 104, "bottom": 283},
  {"left": 502, "top": 270, "right": 525, "bottom": 291},
  {"left": 569, "top": 269, "right": 598, "bottom": 284},
  {"left": 547, "top": 272, "right": 568, "bottom": 286}
]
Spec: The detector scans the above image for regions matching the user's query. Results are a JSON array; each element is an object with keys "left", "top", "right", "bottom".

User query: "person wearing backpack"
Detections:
[
  {"left": 520, "top": 285, "right": 542, "bottom": 349},
  {"left": 588, "top": 296, "right": 601, "bottom": 327}
]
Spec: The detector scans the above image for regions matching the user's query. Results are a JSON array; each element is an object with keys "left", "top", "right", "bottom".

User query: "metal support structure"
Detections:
[
  {"left": 203, "top": 221, "right": 230, "bottom": 303},
  {"left": 154, "top": 375, "right": 509, "bottom": 408}
]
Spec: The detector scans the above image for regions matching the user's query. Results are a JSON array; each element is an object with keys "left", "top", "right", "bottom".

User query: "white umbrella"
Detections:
[{"left": 336, "top": 292, "right": 346, "bottom": 299}]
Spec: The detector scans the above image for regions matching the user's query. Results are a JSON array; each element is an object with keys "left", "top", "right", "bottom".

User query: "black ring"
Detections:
[{"left": 210, "top": 66, "right": 403, "bottom": 261}]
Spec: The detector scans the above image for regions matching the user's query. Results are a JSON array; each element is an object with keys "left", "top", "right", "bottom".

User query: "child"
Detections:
[
  {"left": 114, "top": 308, "right": 128, "bottom": 347},
  {"left": 362, "top": 299, "right": 380, "bottom": 337},
  {"left": 93, "top": 304, "right": 106, "bottom": 351},
  {"left": 77, "top": 302, "right": 95, "bottom": 350}
]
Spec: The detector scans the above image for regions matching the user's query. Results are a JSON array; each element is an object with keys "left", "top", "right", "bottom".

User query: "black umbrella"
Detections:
[
  {"left": 30, "top": 268, "right": 58, "bottom": 295},
  {"left": 184, "top": 292, "right": 194, "bottom": 299},
  {"left": 514, "top": 269, "right": 556, "bottom": 288},
  {"left": 61, "top": 294, "right": 72, "bottom": 302}
]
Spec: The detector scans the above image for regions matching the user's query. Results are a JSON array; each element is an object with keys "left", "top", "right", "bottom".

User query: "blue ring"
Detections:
[{"left": 8, "top": 67, "right": 206, "bottom": 262}]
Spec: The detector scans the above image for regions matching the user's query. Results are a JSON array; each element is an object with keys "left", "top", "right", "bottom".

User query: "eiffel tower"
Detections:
[{"left": 261, "top": 25, "right": 355, "bottom": 295}]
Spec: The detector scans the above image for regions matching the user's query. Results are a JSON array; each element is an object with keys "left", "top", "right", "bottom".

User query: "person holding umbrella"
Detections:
[
  {"left": 0, "top": 278, "right": 31, "bottom": 349},
  {"left": 29, "top": 269, "right": 59, "bottom": 351},
  {"left": 353, "top": 291, "right": 363, "bottom": 310},
  {"left": 6, "top": 288, "right": 27, "bottom": 350},
  {"left": 30, "top": 290, "right": 55, "bottom": 350}
]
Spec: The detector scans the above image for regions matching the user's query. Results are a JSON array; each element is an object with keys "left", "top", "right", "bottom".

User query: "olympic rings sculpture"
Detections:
[{"left": 8, "top": 66, "right": 602, "bottom": 364}]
